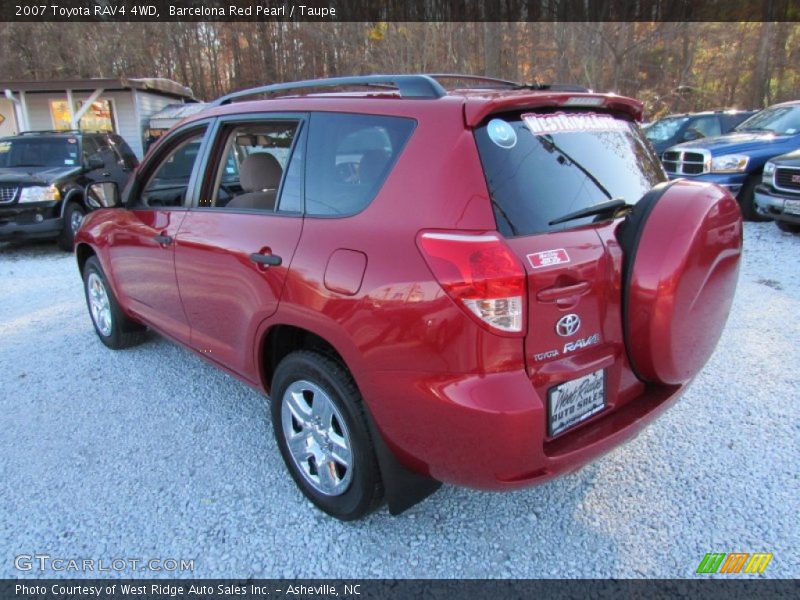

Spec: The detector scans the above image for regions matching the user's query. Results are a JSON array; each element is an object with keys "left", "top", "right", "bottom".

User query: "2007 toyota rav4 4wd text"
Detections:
[{"left": 75, "top": 74, "right": 742, "bottom": 520}]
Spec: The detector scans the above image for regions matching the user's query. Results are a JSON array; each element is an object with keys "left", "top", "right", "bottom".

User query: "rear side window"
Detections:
[
  {"left": 305, "top": 113, "right": 415, "bottom": 216},
  {"left": 475, "top": 112, "right": 664, "bottom": 237}
]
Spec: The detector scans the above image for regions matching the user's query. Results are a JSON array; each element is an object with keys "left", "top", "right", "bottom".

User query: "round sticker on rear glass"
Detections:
[{"left": 487, "top": 118, "right": 517, "bottom": 149}]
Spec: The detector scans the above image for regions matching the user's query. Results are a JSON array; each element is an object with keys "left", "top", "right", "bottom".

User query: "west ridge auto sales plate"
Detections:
[{"left": 548, "top": 369, "right": 606, "bottom": 436}]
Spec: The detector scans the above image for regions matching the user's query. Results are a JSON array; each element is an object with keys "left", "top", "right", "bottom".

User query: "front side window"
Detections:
[
  {"left": 475, "top": 111, "right": 665, "bottom": 237},
  {"left": 81, "top": 136, "right": 100, "bottom": 160},
  {"left": 203, "top": 120, "right": 300, "bottom": 212},
  {"left": 137, "top": 129, "right": 206, "bottom": 208},
  {"left": 110, "top": 134, "right": 138, "bottom": 169},
  {"left": 305, "top": 113, "right": 415, "bottom": 216},
  {"left": 690, "top": 116, "right": 722, "bottom": 138}
]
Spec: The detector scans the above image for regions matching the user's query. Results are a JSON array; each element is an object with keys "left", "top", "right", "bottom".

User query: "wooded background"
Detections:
[{"left": 1, "top": 21, "right": 798, "bottom": 117}]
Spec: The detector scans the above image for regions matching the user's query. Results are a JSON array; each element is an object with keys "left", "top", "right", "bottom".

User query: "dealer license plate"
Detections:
[
  {"left": 784, "top": 199, "right": 800, "bottom": 216},
  {"left": 548, "top": 369, "right": 606, "bottom": 436}
]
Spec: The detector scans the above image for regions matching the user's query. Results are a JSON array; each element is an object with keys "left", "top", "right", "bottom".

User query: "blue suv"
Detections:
[{"left": 662, "top": 101, "right": 800, "bottom": 220}]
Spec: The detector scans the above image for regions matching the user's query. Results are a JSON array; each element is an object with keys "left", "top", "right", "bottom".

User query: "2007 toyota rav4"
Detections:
[{"left": 75, "top": 74, "right": 742, "bottom": 520}]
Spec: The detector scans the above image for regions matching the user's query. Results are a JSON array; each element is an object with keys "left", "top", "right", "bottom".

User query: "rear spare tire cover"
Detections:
[{"left": 618, "top": 180, "right": 742, "bottom": 385}]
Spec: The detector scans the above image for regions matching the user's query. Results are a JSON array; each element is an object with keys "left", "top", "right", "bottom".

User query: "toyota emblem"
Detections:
[{"left": 556, "top": 314, "right": 581, "bottom": 337}]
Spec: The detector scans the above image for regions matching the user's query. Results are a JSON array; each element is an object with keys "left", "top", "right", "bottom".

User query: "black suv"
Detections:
[
  {"left": 0, "top": 130, "right": 138, "bottom": 250},
  {"left": 644, "top": 109, "right": 756, "bottom": 155}
]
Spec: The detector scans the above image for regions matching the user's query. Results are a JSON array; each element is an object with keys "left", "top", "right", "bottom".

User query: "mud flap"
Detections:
[{"left": 363, "top": 410, "right": 442, "bottom": 515}]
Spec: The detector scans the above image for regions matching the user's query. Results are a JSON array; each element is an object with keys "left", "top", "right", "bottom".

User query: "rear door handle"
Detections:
[
  {"left": 249, "top": 253, "right": 282, "bottom": 267},
  {"left": 536, "top": 280, "right": 591, "bottom": 302},
  {"left": 153, "top": 234, "right": 173, "bottom": 245}
]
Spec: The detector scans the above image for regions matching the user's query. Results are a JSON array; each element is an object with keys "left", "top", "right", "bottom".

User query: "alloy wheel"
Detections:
[
  {"left": 87, "top": 272, "right": 113, "bottom": 337},
  {"left": 281, "top": 380, "right": 354, "bottom": 496}
]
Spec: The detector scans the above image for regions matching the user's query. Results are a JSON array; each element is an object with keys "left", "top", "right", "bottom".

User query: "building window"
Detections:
[
  {"left": 49, "top": 100, "right": 72, "bottom": 130},
  {"left": 49, "top": 98, "right": 117, "bottom": 132},
  {"left": 77, "top": 100, "right": 116, "bottom": 132}
]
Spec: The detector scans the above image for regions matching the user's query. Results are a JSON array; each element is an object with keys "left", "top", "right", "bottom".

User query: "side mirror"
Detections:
[
  {"left": 86, "top": 181, "right": 120, "bottom": 209},
  {"left": 682, "top": 128, "right": 704, "bottom": 142},
  {"left": 86, "top": 154, "right": 104, "bottom": 170}
]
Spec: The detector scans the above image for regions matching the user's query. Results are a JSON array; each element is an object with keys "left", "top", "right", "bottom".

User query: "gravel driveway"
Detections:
[{"left": 1, "top": 222, "right": 798, "bottom": 579}]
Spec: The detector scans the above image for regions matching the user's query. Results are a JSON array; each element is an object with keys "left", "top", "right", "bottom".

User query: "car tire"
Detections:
[
  {"left": 776, "top": 220, "right": 800, "bottom": 234},
  {"left": 57, "top": 202, "right": 86, "bottom": 251},
  {"left": 271, "top": 350, "right": 384, "bottom": 521},
  {"left": 737, "top": 176, "right": 770, "bottom": 222},
  {"left": 82, "top": 256, "right": 146, "bottom": 349}
]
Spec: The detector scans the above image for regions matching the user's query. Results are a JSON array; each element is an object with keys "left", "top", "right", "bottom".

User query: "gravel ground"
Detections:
[{"left": 0, "top": 222, "right": 798, "bottom": 579}]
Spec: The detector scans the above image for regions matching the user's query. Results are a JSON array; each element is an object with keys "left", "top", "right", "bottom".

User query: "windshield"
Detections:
[
  {"left": 475, "top": 112, "right": 665, "bottom": 237},
  {"left": 0, "top": 137, "right": 81, "bottom": 168},
  {"left": 644, "top": 116, "right": 689, "bottom": 142},
  {"left": 735, "top": 105, "right": 800, "bottom": 135}
]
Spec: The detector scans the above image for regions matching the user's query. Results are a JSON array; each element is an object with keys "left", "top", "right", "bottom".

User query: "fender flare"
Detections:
[
  {"left": 255, "top": 314, "right": 441, "bottom": 515},
  {"left": 59, "top": 187, "right": 86, "bottom": 217}
]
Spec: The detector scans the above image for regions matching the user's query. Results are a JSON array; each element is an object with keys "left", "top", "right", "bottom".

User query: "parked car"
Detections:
[
  {"left": 643, "top": 109, "right": 756, "bottom": 155},
  {"left": 144, "top": 102, "right": 208, "bottom": 153},
  {"left": 755, "top": 149, "right": 800, "bottom": 233},
  {"left": 0, "top": 130, "right": 138, "bottom": 250},
  {"left": 661, "top": 100, "right": 800, "bottom": 220},
  {"left": 74, "top": 74, "right": 742, "bottom": 520}
]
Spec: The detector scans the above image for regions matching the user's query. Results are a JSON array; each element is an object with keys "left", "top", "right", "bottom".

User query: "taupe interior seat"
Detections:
[{"left": 226, "top": 153, "right": 283, "bottom": 210}]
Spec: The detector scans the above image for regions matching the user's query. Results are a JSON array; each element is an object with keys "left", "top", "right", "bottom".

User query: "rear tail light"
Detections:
[{"left": 417, "top": 231, "right": 526, "bottom": 335}]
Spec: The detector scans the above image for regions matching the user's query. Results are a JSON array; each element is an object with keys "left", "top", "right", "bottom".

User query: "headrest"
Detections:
[
  {"left": 240, "top": 153, "right": 282, "bottom": 192},
  {"left": 358, "top": 149, "right": 391, "bottom": 184}
]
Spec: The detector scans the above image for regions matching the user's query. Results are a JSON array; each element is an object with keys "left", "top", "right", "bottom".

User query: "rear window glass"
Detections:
[
  {"left": 475, "top": 111, "right": 665, "bottom": 237},
  {"left": 305, "top": 113, "right": 415, "bottom": 216}
]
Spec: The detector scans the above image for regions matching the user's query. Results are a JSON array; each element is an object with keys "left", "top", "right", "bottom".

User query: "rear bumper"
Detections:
[
  {"left": 0, "top": 204, "right": 62, "bottom": 241},
  {"left": 367, "top": 367, "right": 685, "bottom": 490},
  {"left": 754, "top": 186, "right": 800, "bottom": 224}
]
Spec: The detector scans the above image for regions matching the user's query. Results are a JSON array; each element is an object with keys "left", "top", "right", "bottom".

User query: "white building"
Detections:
[{"left": 0, "top": 78, "right": 195, "bottom": 158}]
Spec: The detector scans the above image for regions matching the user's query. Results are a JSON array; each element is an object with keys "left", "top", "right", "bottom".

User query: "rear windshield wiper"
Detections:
[{"left": 549, "top": 198, "right": 630, "bottom": 226}]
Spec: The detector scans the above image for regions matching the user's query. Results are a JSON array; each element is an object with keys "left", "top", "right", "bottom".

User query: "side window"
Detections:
[
  {"left": 305, "top": 113, "right": 415, "bottom": 216},
  {"left": 203, "top": 120, "right": 300, "bottom": 212},
  {"left": 93, "top": 135, "right": 119, "bottom": 167},
  {"left": 110, "top": 134, "right": 139, "bottom": 169},
  {"left": 691, "top": 116, "right": 722, "bottom": 138},
  {"left": 81, "top": 136, "right": 100, "bottom": 162},
  {"left": 137, "top": 129, "right": 206, "bottom": 208}
]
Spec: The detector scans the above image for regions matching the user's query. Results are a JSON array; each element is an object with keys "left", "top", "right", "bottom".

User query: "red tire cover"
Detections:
[{"left": 622, "top": 180, "right": 742, "bottom": 385}]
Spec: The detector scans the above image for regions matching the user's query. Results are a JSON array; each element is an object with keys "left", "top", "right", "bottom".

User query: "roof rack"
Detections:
[
  {"left": 210, "top": 74, "right": 592, "bottom": 107},
  {"left": 211, "top": 74, "right": 447, "bottom": 106},
  {"left": 426, "top": 74, "right": 522, "bottom": 89},
  {"left": 426, "top": 74, "right": 590, "bottom": 93},
  {"left": 19, "top": 129, "right": 108, "bottom": 135}
]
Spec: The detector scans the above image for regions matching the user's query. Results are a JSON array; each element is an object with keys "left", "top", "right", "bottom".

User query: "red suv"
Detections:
[{"left": 75, "top": 74, "right": 743, "bottom": 520}]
